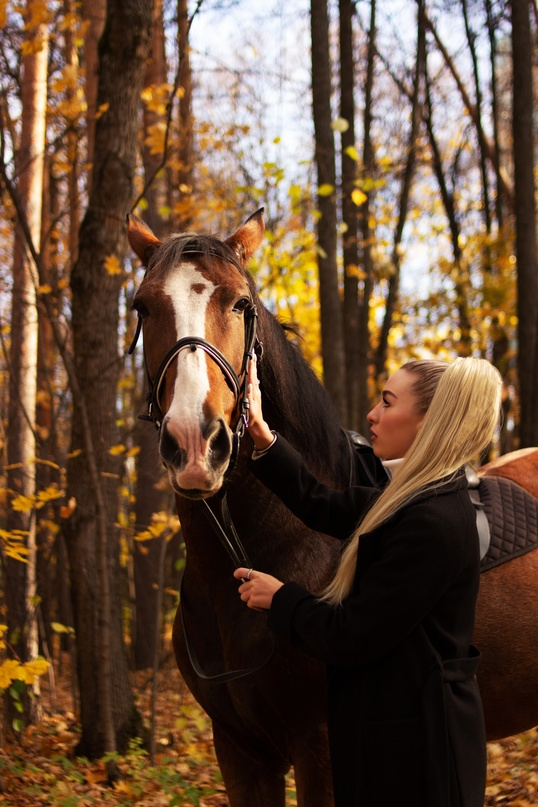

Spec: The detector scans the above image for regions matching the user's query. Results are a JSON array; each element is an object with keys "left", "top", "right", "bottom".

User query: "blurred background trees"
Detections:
[{"left": 0, "top": 0, "right": 536, "bottom": 755}]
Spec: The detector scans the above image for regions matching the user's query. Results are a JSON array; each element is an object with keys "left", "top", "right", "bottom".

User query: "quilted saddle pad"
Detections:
[{"left": 479, "top": 475, "right": 538, "bottom": 572}]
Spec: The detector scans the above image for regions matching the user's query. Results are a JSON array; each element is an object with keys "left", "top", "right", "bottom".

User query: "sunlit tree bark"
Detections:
[{"left": 5, "top": 5, "right": 49, "bottom": 728}]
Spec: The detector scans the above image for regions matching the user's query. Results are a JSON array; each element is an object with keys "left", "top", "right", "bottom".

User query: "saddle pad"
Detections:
[{"left": 479, "top": 475, "right": 538, "bottom": 572}]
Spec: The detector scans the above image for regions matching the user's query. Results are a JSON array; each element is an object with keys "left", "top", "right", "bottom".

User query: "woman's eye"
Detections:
[
  {"left": 382, "top": 396, "right": 390, "bottom": 408},
  {"left": 232, "top": 297, "right": 250, "bottom": 313}
]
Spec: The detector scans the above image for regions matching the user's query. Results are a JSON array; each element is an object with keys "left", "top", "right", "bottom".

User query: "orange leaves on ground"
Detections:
[{"left": 0, "top": 652, "right": 536, "bottom": 806}]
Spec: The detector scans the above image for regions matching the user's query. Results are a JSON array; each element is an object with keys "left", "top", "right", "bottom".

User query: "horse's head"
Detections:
[{"left": 128, "top": 210, "right": 265, "bottom": 499}]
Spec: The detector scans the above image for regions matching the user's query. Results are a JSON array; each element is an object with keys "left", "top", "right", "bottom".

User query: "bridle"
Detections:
[
  {"left": 128, "top": 271, "right": 272, "bottom": 682},
  {"left": 129, "top": 298, "right": 261, "bottom": 445}
]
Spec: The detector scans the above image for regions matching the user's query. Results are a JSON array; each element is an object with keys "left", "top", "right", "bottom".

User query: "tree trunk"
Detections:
[
  {"left": 356, "top": 0, "right": 376, "bottom": 433},
  {"left": 375, "top": 0, "right": 425, "bottom": 377},
  {"left": 339, "top": 0, "right": 361, "bottom": 432},
  {"left": 173, "top": 0, "right": 195, "bottom": 231},
  {"left": 66, "top": 0, "right": 154, "bottom": 759},
  {"left": 424, "top": 63, "right": 473, "bottom": 358},
  {"left": 510, "top": 0, "right": 538, "bottom": 447},
  {"left": 82, "top": 0, "right": 106, "bottom": 191},
  {"left": 311, "top": 0, "right": 347, "bottom": 423},
  {"left": 5, "top": 9, "right": 49, "bottom": 729}
]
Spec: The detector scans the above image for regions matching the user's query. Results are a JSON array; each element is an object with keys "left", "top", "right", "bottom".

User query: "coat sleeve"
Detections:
[
  {"left": 248, "top": 434, "right": 378, "bottom": 540},
  {"left": 268, "top": 492, "right": 475, "bottom": 667}
]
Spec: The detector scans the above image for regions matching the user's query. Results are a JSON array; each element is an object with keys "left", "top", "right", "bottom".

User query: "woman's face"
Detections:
[{"left": 367, "top": 368, "right": 424, "bottom": 460}]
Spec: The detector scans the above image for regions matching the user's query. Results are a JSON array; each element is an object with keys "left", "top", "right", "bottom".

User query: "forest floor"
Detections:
[{"left": 0, "top": 649, "right": 536, "bottom": 806}]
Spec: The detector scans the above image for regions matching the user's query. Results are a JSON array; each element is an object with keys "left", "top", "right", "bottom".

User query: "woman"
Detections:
[{"left": 234, "top": 357, "right": 502, "bottom": 807}]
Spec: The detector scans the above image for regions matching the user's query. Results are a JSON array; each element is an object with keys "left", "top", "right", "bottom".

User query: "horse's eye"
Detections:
[
  {"left": 232, "top": 297, "right": 250, "bottom": 314},
  {"left": 133, "top": 299, "right": 149, "bottom": 318}
]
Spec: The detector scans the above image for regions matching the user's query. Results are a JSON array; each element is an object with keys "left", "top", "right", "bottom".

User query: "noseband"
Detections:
[{"left": 130, "top": 300, "right": 260, "bottom": 437}]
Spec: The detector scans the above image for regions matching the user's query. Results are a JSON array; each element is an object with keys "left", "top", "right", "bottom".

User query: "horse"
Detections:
[{"left": 127, "top": 209, "right": 538, "bottom": 807}]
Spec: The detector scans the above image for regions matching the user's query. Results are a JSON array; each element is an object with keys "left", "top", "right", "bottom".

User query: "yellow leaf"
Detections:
[
  {"left": 317, "top": 184, "right": 335, "bottom": 197},
  {"left": 10, "top": 494, "right": 35, "bottom": 513},
  {"left": 344, "top": 145, "right": 359, "bottom": 162},
  {"left": 351, "top": 189, "right": 368, "bottom": 206},
  {"left": 126, "top": 446, "right": 140, "bottom": 458},
  {"left": 0, "top": 659, "right": 22, "bottom": 690},
  {"left": 38, "top": 284, "right": 52, "bottom": 295},
  {"left": 331, "top": 117, "right": 349, "bottom": 132},
  {"left": 346, "top": 263, "right": 367, "bottom": 280},
  {"left": 103, "top": 254, "right": 122, "bottom": 276},
  {"left": 108, "top": 444, "right": 126, "bottom": 456},
  {"left": 95, "top": 102, "right": 109, "bottom": 120},
  {"left": 18, "top": 658, "right": 50, "bottom": 684},
  {"left": 144, "top": 121, "right": 166, "bottom": 156},
  {"left": 36, "top": 486, "right": 63, "bottom": 505}
]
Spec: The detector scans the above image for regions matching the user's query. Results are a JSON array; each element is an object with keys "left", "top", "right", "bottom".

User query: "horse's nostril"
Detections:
[
  {"left": 208, "top": 418, "right": 232, "bottom": 466},
  {"left": 160, "top": 424, "right": 186, "bottom": 468}
]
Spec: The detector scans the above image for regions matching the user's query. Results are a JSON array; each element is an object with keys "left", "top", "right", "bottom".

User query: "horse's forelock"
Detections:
[{"left": 147, "top": 233, "right": 245, "bottom": 277}]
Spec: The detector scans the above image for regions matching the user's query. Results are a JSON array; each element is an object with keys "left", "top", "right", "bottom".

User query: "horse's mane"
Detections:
[{"left": 247, "top": 279, "right": 349, "bottom": 486}]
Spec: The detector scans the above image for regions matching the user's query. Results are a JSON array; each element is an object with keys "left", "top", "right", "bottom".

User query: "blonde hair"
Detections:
[{"left": 322, "top": 358, "right": 502, "bottom": 605}]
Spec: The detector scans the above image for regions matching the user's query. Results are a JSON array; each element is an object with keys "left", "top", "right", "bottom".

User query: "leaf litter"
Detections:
[{"left": 0, "top": 651, "right": 535, "bottom": 806}]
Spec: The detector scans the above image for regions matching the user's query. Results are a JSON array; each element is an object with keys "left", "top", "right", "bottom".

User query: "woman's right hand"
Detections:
[{"left": 247, "top": 355, "right": 274, "bottom": 450}]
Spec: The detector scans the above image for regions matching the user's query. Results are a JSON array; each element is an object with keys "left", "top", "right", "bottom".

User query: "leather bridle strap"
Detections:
[
  {"left": 179, "top": 492, "right": 276, "bottom": 683},
  {"left": 134, "top": 302, "right": 260, "bottom": 434},
  {"left": 180, "top": 576, "right": 276, "bottom": 683},
  {"left": 149, "top": 336, "right": 242, "bottom": 430},
  {"left": 200, "top": 493, "right": 251, "bottom": 570}
]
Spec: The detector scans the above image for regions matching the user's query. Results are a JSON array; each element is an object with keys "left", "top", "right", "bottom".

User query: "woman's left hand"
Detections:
[{"left": 234, "top": 567, "right": 284, "bottom": 611}]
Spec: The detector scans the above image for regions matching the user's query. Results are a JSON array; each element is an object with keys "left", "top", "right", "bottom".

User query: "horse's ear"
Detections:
[
  {"left": 225, "top": 208, "right": 265, "bottom": 264},
  {"left": 126, "top": 213, "right": 162, "bottom": 267}
]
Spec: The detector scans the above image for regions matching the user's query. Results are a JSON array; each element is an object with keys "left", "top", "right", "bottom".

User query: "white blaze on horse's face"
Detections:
[
  {"left": 164, "top": 262, "right": 213, "bottom": 435},
  {"left": 156, "top": 261, "right": 244, "bottom": 499},
  {"left": 127, "top": 209, "right": 266, "bottom": 500}
]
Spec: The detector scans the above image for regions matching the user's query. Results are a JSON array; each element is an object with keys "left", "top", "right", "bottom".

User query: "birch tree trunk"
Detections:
[{"left": 5, "top": 6, "right": 49, "bottom": 729}]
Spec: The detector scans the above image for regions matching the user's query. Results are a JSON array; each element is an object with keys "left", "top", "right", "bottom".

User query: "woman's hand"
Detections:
[
  {"left": 234, "top": 567, "right": 284, "bottom": 611},
  {"left": 246, "top": 355, "right": 274, "bottom": 450}
]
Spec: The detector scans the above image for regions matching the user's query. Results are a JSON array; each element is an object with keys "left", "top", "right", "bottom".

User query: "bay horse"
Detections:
[{"left": 127, "top": 209, "right": 538, "bottom": 807}]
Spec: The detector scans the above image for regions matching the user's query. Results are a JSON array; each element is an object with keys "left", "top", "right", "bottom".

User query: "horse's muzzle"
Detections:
[{"left": 160, "top": 416, "right": 232, "bottom": 497}]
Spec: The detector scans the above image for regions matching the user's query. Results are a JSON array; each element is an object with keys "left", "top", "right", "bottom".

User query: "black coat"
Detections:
[{"left": 249, "top": 436, "right": 486, "bottom": 807}]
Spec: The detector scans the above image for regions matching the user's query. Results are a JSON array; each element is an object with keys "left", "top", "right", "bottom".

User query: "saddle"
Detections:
[
  {"left": 470, "top": 475, "right": 538, "bottom": 572},
  {"left": 348, "top": 432, "right": 538, "bottom": 573}
]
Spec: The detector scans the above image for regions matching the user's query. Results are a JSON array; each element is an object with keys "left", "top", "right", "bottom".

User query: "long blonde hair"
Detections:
[{"left": 322, "top": 358, "right": 502, "bottom": 605}]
